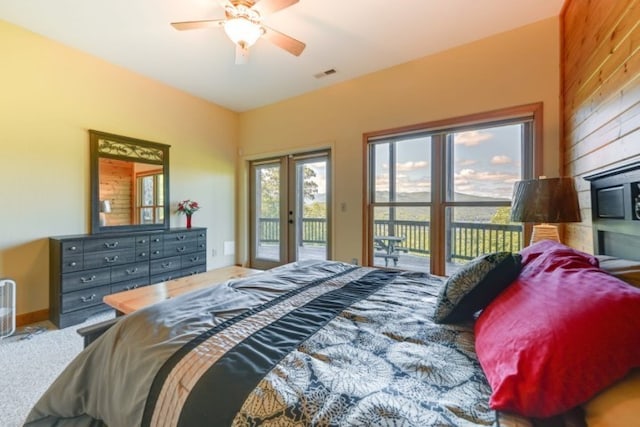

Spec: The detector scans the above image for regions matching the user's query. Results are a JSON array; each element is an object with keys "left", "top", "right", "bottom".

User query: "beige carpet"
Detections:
[{"left": 0, "top": 311, "right": 114, "bottom": 427}]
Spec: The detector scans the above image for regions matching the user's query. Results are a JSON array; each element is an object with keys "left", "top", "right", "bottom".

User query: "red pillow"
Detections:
[
  {"left": 518, "top": 239, "right": 599, "bottom": 267},
  {"left": 475, "top": 246, "right": 640, "bottom": 418}
]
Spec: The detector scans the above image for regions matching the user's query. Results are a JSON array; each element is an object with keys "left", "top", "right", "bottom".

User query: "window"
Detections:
[
  {"left": 136, "top": 170, "right": 164, "bottom": 225},
  {"left": 366, "top": 104, "right": 541, "bottom": 275}
]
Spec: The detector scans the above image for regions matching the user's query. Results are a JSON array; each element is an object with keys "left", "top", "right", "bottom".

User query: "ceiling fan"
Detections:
[{"left": 171, "top": 0, "right": 306, "bottom": 64}]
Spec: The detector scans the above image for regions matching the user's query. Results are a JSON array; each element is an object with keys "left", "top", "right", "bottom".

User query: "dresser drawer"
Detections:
[
  {"left": 135, "top": 235, "right": 150, "bottom": 259},
  {"left": 62, "top": 240, "right": 83, "bottom": 255},
  {"left": 84, "top": 249, "right": 136, "bottom": 269},
  {"left": 61, "top": 255, "right": 84, "bottom": 273},
  {"left": 197, "top": 231, "right": 207, "bottom": 251},
  {"left": 150, "top": 256, "right": 181, "bottom": 275},
  {"left": 150, "top": 236, "right": 164, "bottom": 258},
  {"left": 84, "top": 236, "right": 136, "bottom": 252},
  {"left": 111, "top": 277, "right": 150, "bottom": 293},
  {"left": 61, "top": 284, "right": 111, "bottom": 313},
  {"left": 164, "top": 231, "right": 198, "bottom": 244},
  {"left": 164, "top": 240, "right": 198, "bottom": 256},
  {"left": 181, "top": 251, "right": 206, "bottom": 269},
  {"left": 61, "top": 268, "right": 111, "bottom": 293},
  {"left": 135, "top": 235, "right": 150, "bottom": 247},
  {"left": 180, "top": 264, "right": 206, "bottom": 277},
  {"left": 111, "top": 262, "right": 149, "bottom": 283}
]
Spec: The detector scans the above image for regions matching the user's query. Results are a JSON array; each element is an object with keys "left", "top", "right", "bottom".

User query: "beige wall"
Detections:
[
  {"left": 0, "top": 20, "right": 239, "bottom": 317},
  {"left": 238, "top": 17, "right": 561, "bottom": 265}
]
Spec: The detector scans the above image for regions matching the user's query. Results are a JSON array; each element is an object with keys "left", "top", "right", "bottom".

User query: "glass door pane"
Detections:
[
  {"left": 251, "top": 162, "right": 284, "bottom": 269},
  {"left": 292, "top": 156, "right": 328, "bottom": 262}
]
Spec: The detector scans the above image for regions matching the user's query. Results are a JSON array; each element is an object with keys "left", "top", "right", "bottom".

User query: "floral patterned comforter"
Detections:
[{"left": 26, "top": 261, "right": 512, "bottom": 427}]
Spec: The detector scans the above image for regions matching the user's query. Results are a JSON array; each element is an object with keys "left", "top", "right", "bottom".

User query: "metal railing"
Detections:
[{"left": 258, "top": 218, "right": 522, "bottom": 261}]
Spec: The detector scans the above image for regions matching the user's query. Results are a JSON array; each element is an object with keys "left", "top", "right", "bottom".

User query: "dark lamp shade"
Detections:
[{"left": 511, "top": 177, "right": 581, "bottom": 223}]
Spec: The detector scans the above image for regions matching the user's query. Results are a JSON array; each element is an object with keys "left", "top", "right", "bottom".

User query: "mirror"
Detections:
[{"left": 90, "top": 130, "right": 170, "bottom": 234}]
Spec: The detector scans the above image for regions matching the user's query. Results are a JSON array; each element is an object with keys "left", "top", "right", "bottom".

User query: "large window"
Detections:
[{"left": 366, "top": 104, "right": 541, "bottom": 275}]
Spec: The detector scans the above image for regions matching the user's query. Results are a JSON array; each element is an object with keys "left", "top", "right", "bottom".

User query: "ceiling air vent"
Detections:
[{"left": 313, "top": 69, "right": 337, "bottom": 79}]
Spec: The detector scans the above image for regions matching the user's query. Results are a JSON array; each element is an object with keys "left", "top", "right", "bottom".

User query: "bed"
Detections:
[{"left": 24, "top": 163, "right": 640, "bottom": 427}]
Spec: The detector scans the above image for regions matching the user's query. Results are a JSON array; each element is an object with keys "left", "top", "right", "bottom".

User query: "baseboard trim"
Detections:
[{"left": 17, "top": 309, "right": 49, "bottom": 327}]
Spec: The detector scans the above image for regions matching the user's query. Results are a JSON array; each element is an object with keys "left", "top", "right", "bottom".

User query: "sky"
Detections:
[{"left": 374, "top": 123, "right": 523, "bottom": 200}]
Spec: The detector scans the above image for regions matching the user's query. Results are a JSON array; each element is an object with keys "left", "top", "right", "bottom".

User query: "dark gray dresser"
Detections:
[{"left": 49, "top": 227, "right": 206, "bottom": 328}]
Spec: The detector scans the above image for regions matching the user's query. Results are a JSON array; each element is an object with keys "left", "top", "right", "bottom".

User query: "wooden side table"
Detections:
[
  {"left": 103, "top": 265, "right": 262, "bottom": 315},
  {"left": 78, "top": 266, "right": 262, "bottom": 347}
]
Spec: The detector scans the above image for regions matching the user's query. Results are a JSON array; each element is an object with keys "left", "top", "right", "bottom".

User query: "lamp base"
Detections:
[{"left": 530, "top": 223, "right": 560, "bottom": 245}]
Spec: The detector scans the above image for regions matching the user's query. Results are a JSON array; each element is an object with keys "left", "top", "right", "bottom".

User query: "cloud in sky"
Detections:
[
  {"left": 457, "top": 159, "right": 477, "bottom": 167},
  {"left": 491, "top": 155, "right": 512, "bottom": 165},
  {"left": 376, "top": 173, "right": 432, "bottom": 193},
  {"left": 454, "top": 130, "right": 493, "bottom": 146},
  {"left": 381, "top": 161, "right": 429, "bottom": 172},
  {"left": 455, "top": 168, "right": 520, "bottom": 198}
]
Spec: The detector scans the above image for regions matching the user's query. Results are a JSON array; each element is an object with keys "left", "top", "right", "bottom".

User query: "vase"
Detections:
[{"left": 186, "top": 214, "right": 192, "bottom": 229}]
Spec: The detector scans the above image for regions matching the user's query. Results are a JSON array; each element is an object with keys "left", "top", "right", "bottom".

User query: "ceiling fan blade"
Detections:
[
  {"left": 262, "top": 25, "right": 305, "bottom": 56},
  {"left": 253, "top": 0, "right": 298, "bottom": 15},
  {"left": 235, "top": 44, "right": 250, "bottom": 65},
  {"left": 170, "top": 19, "right": 225, "bottom": 31}
]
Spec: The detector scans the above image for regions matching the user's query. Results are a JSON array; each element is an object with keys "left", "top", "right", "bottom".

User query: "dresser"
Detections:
[{"left": 49, "top": 227, "right": 206, "bottom": 328}]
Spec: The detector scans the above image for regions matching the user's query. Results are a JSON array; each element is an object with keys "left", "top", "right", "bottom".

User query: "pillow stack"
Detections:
[{"left": 474, "top": 240, "right": 640, "bottom": 418}]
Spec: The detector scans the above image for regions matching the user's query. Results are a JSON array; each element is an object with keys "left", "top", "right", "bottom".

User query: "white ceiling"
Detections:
[{"left": 0, "top": 0, "right": 564, "bottom": 112}]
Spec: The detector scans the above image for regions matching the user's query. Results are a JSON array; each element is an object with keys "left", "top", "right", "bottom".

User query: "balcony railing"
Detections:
[{"left": 259, "top": 218, "right": 522, "bottom": 262}]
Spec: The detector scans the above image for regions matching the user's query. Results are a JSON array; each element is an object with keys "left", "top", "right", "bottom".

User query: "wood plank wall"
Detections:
[
  {"left": 99, "top": 158, "right": 134, "bottom": 226},
  {"left": 562, "top": 0, "right": 640, "bottom": 252}
]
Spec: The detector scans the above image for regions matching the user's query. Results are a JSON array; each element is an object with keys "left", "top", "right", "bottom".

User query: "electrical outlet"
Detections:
[
  {"left": 351, "top": 258, "right": 358, "bottom": 265},
  {"left": 211, "top": 248, "right": 217, "bottom": 256}
]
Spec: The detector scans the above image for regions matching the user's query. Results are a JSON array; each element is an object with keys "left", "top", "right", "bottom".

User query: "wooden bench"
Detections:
[{"left": 77, "top": 266, "right": 262, "bottom": 347}]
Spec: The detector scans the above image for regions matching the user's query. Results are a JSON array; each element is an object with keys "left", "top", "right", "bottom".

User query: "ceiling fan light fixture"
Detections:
[{"left": 224, "top": 17, "right": 262, "bottom": 48}]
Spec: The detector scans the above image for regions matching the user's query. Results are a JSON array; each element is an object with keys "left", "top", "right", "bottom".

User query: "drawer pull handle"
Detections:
[
  {"left": 140, "top": 252, "right": 147, "bottom": 257},
  {"left": 153, "top": 251, "right": 160, "bottom": 255},
  {"left": 199, "top": 233, "right": 205, "bottom": 237},
  {"left": 68, "top": 246, "right": 78, "bottom": 251},
  {"left": 105, "top": 255, "right": 119, "bottom": 263},
  {"left": 126, "top": 267, "right": 138, "bottom": 275},
  {"left": 125, "top": 284, "right": 139, "bottom": 290},
  {"left": 69, "top": 261, "right": 77, "bottom": 267},
  {"left": 139, "top": 239, "right": 147, "bottom": 244},
  {"left": 153, "top": 238, "right": 160, "bottom": 242},
  {"left": 199, "top": 244, "right": 205, "bottom": 248},
  {"left": 190, "top": 256, "right": 200, "bottom": 262},
  {"left": 162, "top": 262, "right": 172, "bottom": 268},
  {"left": 80, "top": 275, "right": 96, "bottom": 283},
  {"left": 177, "top": 246, "right": 186, "bottom": 253},
  {"left": 177, "top": 235, "right": 186, "bottom": 241},
  {"left": 104, "top": 242, "right": 119, "bottom": 249},
  {"left": 80, "top": 294, "right": 96, "bottom": 303}
]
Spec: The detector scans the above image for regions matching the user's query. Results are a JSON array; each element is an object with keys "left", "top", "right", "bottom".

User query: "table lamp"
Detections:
[{"left": 510, "top": 177, "right": 581, "bottom": 245}]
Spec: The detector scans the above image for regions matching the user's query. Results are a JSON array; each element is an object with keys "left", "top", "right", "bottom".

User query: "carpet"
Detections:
[{"left": 0, "top": 311, "right": 115, "bottom": 427}]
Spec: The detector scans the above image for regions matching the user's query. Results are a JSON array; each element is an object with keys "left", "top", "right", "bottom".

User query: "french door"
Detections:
[{"left": 249, "top": 150, "right": 331, "bottom": 270}]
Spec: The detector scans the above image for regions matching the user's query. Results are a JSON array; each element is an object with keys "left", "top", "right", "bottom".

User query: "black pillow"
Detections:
[{"left": 433, "top": 251, "right": 522, "bottom": 324}]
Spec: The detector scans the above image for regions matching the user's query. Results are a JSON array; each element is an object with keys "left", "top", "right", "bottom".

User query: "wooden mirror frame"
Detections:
[{"left": 90, "top": 130, "right": 170, "bottom": 234}]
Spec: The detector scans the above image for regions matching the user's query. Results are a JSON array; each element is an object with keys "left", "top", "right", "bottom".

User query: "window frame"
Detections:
[
  {"left": 363, "top": 103, "right": 543, "bottom": 275},
  {"left": 136, "top": 169, "right": 164, "bottom": 225}
]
